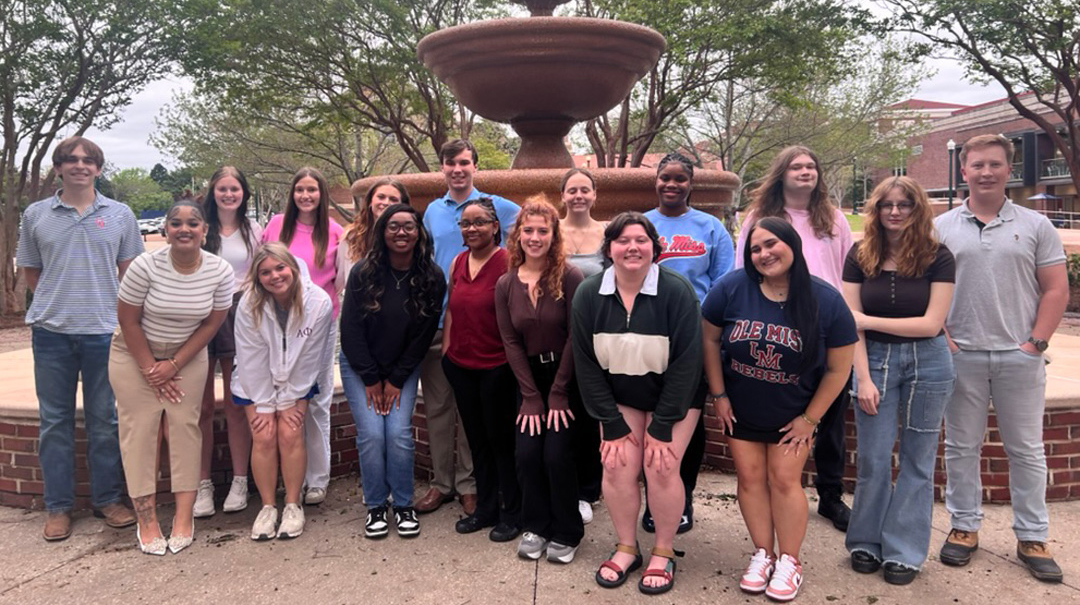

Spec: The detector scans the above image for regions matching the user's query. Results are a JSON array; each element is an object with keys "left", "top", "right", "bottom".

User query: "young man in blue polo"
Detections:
[{"left": 17, "top": 136, "right": 144, "bottom": 540}]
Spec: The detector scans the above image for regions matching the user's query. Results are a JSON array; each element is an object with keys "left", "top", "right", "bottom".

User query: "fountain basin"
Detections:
[{"left": 417, "top": 17, "right": 665, "bottom": 168}]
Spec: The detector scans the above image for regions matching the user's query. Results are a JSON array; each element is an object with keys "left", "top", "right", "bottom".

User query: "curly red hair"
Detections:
[{"left": 506, "top": 198, "right": 567, "bottom": 300}]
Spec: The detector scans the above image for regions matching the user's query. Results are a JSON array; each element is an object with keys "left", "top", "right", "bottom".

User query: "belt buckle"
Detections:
[{"left": 539, "top": 351, "right": 556, "bottom": 364}]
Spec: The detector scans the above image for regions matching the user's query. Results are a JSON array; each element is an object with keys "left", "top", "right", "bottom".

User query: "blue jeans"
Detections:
[
  {"left": 340, "top": 351, "right": 419, "bottom": 508},
  {"left": 945, "top": 348, "right": 1049, "bottom": 541},
  {"left": 847, "top": 336, "right": 954, "bottom": 569},
  {"left": 32, "top": 327, "right": 125, "bottom": 512}
]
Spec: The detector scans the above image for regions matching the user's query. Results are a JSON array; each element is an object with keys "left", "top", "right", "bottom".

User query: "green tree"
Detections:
[
  {"left": 109, "top": 168, "right": 172, "bottom": 216},
  {"left": 884, "top": 0, "right": 1080, "bottom": 194},
  {"left": 178, "top": 0, "right": 504, "bottom": 174},
  {"left": 0, "top": 0, "right": 183, "bottom": 313},
  {"left": 577, "top": 0, "right": 882, "bottom": 167}
]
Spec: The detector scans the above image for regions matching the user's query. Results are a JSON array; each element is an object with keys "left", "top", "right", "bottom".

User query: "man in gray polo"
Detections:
[
  {"left": 934, "top": 134, "right": 1069, "bottom": 582},
  {"left": 17, "top": 136, "right": 143, "bottom": 540}
]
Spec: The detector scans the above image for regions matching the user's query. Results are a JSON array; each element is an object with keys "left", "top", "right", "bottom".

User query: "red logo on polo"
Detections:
[
  {"left": 657, "top": 235, "right": 706, "bottom": 261},
  {"left": 95, "top": 218, "right": 105, "bottom": 228}
]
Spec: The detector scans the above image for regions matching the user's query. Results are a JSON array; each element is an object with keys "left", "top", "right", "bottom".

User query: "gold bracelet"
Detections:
[
  {"left": 168, "top": 357, "right": 180, "bottom": 372},
  {"left": 800, "top": 413, "right": 819, "bottom": 426}
]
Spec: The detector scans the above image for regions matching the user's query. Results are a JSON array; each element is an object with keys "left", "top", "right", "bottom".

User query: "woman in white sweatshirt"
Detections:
[{"left": 232, "top": 242, "right": 335, "bottom": 541}]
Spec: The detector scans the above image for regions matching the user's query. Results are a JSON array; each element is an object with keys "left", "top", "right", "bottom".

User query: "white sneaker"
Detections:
[
  {"left": 193, "top": 479, "right": 215, "bottom": 518},
  {"left": 277, "top": 503, "right": 305, "bottom": 539},
  {"left": 765, "top": 554, "right": 803, "bottom": 602},
  {"left": 304, "top": 486, "right": 326, "bottom": 505},
  {"left": 251, "top": 505, "right": 278, "bottom": 541},
  {"left": 578, "top": 500, "right": 593, "bottom": 525},
  {"left": 739, "top": 548, "right": 775, "bottom": 593},
  {"left": 222, "top": 476, "right": 248, "bottom": 513}
]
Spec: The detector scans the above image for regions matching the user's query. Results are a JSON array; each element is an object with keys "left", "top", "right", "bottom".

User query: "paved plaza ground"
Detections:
[{"left": 0, "top": 471, "right": 1077, "bottom": 605}]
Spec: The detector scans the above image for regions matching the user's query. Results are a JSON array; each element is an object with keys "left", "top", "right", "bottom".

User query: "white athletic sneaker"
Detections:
[
  {"left": 222, "top": 476, "right": 249, "bottom": 513},
  {"left": 578, "top": 500, "right": 593, "bottom": 525},
  {"left": 304, "top": 486, "right": 327, "bottom": 505},
  {"left": 277, "top": 503, "right": 305, "bottom": 539},
  {"left": 765, "top": 554, "right": 803, "bottom": 602},
  {"left": 517, "top": 532, "right": 549, "bottom": 560},
  {"left": 739, "top": 548, "right": 775, "bottom": 593},
  {"left": 193, "top": 479, "right": 215, "bottom": 518},
  {"left": 251, "top": 505, "right": 278, "bottom": 541}
]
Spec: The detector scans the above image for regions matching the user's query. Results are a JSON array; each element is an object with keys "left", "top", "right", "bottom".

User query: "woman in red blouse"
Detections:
[
  {"left": 442, "top": 198, "right": 522, "bottom": 542},
  {"left": 495, "top": 200, "right": 585, "bottom": 563}
]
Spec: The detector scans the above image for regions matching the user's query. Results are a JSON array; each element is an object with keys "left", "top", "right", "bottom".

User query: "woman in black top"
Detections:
[
  {"left": 340, "top": 204, "right": 445, "bottom": 539},
  {"left": 842, "top": 177, "right": 955, "bottom": 584}
]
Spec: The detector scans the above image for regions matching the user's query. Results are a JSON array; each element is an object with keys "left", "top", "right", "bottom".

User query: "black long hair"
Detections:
[
  {"left": 352, "top": 204, "right": 442, "bottom": 318},
  {"left": 202, "top": 166, "right": 254, "bottom": 257},
  {"left": 742, "top": 216, "right": 819, "bottom": 372}
]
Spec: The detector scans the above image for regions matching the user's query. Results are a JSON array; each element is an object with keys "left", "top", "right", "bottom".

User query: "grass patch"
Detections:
[{"left": 846, "top": 213, "right": 864, "bottom": 233}]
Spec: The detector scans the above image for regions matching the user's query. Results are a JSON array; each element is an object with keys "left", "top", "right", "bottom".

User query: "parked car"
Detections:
[{"left": 137, "top": 219, "right": 158, "bottom": 235}]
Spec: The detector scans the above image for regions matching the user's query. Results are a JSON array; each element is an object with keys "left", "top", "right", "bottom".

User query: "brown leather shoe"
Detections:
[
  {"left": 94, "top": 502, "right": 137, "bottom": 528},
  {"left": 43, "top": 512, "right": 72, "bottom": 541},
  {"left": 460, "top": 493, "right": 478, "bottom": 516},
  {"left": 414, "top": 488, "right": 454, "bottom": 514}
]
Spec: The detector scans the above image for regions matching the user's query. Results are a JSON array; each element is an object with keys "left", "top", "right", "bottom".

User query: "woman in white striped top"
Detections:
[{"left": 110, "top": 199, "right": 235, "bottom": 556}]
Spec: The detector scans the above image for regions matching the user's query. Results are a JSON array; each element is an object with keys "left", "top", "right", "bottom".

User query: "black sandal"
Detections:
[
  {"left": 638, "top": 546, "right": 679, "bottom": 595},
  {"left": 595, "top": 543, "right": 643, "bottom": 588}
]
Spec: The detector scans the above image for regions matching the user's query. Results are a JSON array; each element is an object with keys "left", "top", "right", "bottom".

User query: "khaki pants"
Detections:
[
  {"left": 109, "top": 332, "right": 207, "bottom": 498},
  {"left": 419, "top": 330, "right": 475, "bottom": 496}
]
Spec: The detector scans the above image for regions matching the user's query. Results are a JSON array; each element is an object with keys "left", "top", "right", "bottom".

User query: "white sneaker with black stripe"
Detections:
[
  {"left": 394, "top": 507, "right": 420, "bottom": 537},
  {"left": 365, "top": 506, "right": 389, "bottom": 539}
]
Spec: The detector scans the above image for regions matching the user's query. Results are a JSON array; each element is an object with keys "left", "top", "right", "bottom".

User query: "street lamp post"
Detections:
[{"left": 947, "top": 139, "right": 957, "bottom": 210}]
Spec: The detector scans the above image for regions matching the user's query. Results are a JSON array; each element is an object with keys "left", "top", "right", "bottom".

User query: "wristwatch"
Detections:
[{"left": 1026, "top": 337, "right": 1049, "bottom": 352}]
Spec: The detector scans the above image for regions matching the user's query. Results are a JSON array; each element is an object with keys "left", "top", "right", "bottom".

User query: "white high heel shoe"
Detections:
[
  {"left": 168, "top": 518, "right": 194, "bottom": 554},
  {"left": 136, "top": 524, "right": 167, "bottom": 556}
]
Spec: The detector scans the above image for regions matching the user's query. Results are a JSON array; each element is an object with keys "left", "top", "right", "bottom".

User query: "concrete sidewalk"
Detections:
[{"left": 0, "top": 471, "right": 1076, "bottom": 605}]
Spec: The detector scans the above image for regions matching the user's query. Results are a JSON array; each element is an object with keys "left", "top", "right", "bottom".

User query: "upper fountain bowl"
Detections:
[{"left": 417, "top": 17, "right": 665, "bottom": 125}]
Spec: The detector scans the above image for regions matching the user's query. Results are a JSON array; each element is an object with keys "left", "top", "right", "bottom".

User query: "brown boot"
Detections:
[
  {"left": 939, "top": 529, "right": 978, "bottom": 566},
  {"left": 460, "top": 493, "right": 478, "bottom": 516},
  {"left": 1017, "top": 541, "right": 1063, "bottom": 583},
  {"left": 43, "top": 512, "right": 72, "bottom": 541},
  {"left": 95, "top": 502, "right": 137, "bottom": 528},
  {"left": 414, "top": 488, "right": 454, "bottom": 514}
]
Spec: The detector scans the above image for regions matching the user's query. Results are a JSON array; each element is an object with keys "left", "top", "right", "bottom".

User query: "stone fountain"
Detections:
[{"left": 351, "top": 0, "right": 738, "bottom": 218}]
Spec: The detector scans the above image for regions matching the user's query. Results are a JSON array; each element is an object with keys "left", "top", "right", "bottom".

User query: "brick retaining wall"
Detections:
[{"left": 3, "top": 395, "right": 1079, "bottom": 509}]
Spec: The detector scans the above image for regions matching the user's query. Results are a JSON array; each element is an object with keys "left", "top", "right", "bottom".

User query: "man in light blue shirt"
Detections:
[
  {"left": 17, "top": 136, "right": 143, "bottom": 540},
  {"left": 414, "top": 139, "right": 519, "bottom": 516}
]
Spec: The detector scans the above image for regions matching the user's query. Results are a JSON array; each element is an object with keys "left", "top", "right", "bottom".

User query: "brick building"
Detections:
[{"left": 885, "top": 95, "right": 1077, "bottom": 224}]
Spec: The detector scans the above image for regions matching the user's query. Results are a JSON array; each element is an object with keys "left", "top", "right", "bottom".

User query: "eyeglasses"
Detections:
[
  {"left": 878, "top": 202, "right": 915, "bottom": 213},
  {"left": 458, "top": 218, "right": 494, "bottom": 229},
  {"left": 387, "top": 222, "right": 417, "bottom": 234}
]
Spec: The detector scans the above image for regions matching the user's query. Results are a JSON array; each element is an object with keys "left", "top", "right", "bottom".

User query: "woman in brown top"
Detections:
[{"left": 495, "top": 200, "right": 585, "bottom": 564}]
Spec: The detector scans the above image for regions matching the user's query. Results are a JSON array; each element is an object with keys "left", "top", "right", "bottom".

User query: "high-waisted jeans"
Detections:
[{"left": 847, "top": 335, "right": 954, "bottom": 569}]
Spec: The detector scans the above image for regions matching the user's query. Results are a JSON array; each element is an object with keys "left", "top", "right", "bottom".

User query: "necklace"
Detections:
[
  {"left": 390, "top": 267, "right": 410, "bottom": 290},
  {"left": 170, "top": 252, "right": 202, "bottom": 273},
  {"left": 761, "top": 280, "right": 788, "bottom": 308},
  {"left": 563, "top": 222, "right": 598, "bottom": 255}
]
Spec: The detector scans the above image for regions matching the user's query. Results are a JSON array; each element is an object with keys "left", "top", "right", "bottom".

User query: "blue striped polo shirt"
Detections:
[{"left": 16, "top": 192, "right": 144, "bottom": 334}]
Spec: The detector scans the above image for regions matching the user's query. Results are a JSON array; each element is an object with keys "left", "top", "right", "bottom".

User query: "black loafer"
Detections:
[
  {"left": 851, "top": 551, "right": 882, "bottom": 574},
  {"left": 883, "top": 562, "right": 918, "bottom": 585},
  {"left": 489, "top": 522, "right": 521, "bottom": 543},
  {"left": 454, "top": 515, "right": 495, "bottom": 535},
  {"left": 1017, "top": 541, "right": 1063, "bottom": 583}
]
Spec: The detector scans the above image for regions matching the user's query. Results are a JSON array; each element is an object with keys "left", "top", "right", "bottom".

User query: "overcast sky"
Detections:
[{"left": 84, "top": 51, "right": 1007, "bottom": 171}]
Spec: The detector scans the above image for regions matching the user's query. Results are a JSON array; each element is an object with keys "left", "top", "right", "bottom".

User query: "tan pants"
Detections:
[{"left": 109, "top": 332, "right": 207, "bottom": 498}]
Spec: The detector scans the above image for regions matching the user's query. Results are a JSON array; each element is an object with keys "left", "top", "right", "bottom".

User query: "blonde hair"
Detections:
[{"left": 244, "top": 242, "right": 305, "bottom": 329}]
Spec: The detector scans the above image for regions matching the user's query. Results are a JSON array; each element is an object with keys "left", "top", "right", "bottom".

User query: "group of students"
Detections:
[{"left": 19, "top": 133, "right": 1067, "bottom": 599}]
